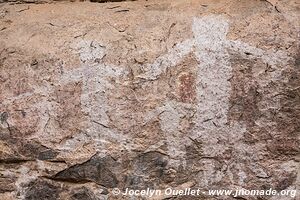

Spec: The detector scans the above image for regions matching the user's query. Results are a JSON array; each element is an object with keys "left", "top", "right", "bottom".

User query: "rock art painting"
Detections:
[{"left": 0, "top": 0, "right": 299, "bottom": 199}]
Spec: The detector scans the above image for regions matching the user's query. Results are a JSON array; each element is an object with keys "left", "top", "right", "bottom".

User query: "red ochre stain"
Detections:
[{"left": 178, "top": 72, "right": 196, "bottom": 103}]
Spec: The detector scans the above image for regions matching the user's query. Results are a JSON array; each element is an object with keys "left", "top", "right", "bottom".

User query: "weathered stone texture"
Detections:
[{"left": 0, "top": 0, "right": 299, "bottom": 199}]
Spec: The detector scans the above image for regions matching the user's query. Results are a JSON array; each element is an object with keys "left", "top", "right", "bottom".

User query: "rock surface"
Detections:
[{"left": 0, "top": 0, "right": 299, "bottom": 199}]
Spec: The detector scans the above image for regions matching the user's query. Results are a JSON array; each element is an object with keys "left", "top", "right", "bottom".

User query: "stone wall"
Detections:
[{"left": 0, "top": 0, "right": 299, "bottom": 199}]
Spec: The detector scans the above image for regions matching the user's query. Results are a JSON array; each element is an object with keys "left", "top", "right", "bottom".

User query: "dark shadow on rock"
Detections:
[
  {"left": 52, "top": 155, "right": 119, "bottom": 188},
  {"left": 124, "top": 151, "right": 169, "bottom": 189},
  {"left": 71, "top": 187, "right": 98, "bottom": 200},
  {"left": 25, "top": 179, "right": 60, "bottom": 200},
  {"left": 0, "top": 137, "right": 59, "bottom": 163}
]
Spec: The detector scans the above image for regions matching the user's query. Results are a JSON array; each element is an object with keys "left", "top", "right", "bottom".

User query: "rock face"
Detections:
[{"left": 0, "top": 0, "right": 299, "bottom": 199}]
